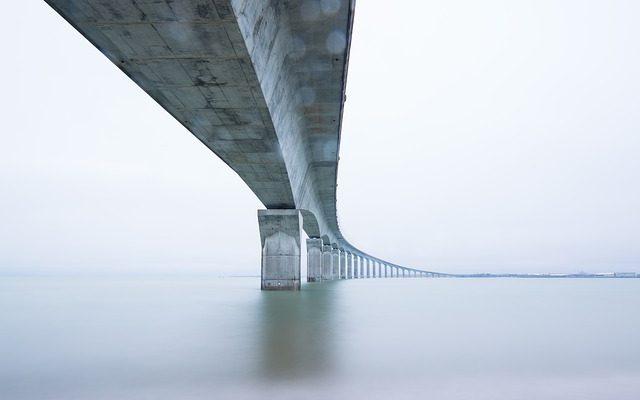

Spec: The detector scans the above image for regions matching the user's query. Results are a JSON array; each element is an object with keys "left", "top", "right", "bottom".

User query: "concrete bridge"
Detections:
[{"left": 46, "top": 0, "right": 450, "bottom": 289}]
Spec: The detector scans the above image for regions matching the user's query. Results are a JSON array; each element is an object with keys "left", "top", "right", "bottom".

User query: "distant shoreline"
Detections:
[{"left": 451, "top": 273, "right": 638, "bottom": 278}]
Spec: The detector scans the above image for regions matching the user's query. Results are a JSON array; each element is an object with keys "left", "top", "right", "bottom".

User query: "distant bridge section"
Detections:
[{"left": 46, "top": 0, "right": 447, "bottom": 289}]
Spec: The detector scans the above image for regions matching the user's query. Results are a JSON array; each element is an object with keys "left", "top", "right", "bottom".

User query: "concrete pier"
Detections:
[
  {"left": 340, "top": 250, "right": 347, "bottom": 279},
  {"left": 258, "top": 210, "right": 302, "bottom": 290},
  {"left": 306, "top": 238, "right": 323, "bottom": 282},
  {"left": 353, "top": 256, "right": 360, "bottom": 279},
  {"left": 322, "top": 244, "right": 333, "bottom": 281},
  {"left": 332, "top": 247, "right": 340, "bottom": 280},
  {"left": 347, "top": 252, "right": 354, "bottom": 279},
  {"left": 366, "top": 257, "right": 371, "bottom": 278}
]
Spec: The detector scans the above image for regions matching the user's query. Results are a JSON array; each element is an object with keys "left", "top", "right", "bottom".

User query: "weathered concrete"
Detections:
[
  {"left": 363, "top": 257, "right": 368, "bottom": 278},
  {"left": 347, "top": 252, "right": 356, "bottom": 279},
  {"left": 332, "top": 247, "right": 340, "bottom": 280},
  {"left": 322, "top": 244, "right": 333, "bottom": 281},
  {"left": 258, "top": 209, "right": 302, "bottom": 290},
  {"left": 339, "top": 250, "right": 347, "bottom": 280},
  {"left": 306, "top": 238, "right": 323, "bottom": 282}
]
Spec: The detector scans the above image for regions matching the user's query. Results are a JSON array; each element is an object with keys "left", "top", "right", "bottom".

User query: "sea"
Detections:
[{"left": 1, "top": 276, "right": 639, "bottom": 399}]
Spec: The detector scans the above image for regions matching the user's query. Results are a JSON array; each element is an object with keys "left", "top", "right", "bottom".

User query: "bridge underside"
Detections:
[{"left": 46, "top": 0, "right": 447, "bottom": 288}]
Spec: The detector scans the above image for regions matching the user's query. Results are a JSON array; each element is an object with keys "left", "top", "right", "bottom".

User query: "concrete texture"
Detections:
[
  {"left": 339, "top": 250, "right": 347, "bottom": 280},
  {"left": 346, "top": 252, "right": 353, "bottom": 279},
  {"left": 322, "top": 244, "right": 333, "bottom": 281},
  {"left": 45, "top": 0, "right": 447, "bottom": 287},
  {"left": 258, "top": 209, "right": 302, "bottom": 290},
  {"left": 306, "top": 238, "right": 323, "bottom": 282},
  {"left": 353, "top": 257, "right": 358, "bottom": 278},
  {"left": 331, "top": 247, "right": 339, "bottom": 280}
]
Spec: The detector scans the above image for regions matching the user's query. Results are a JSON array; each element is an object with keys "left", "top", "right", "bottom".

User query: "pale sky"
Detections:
[{"left": 1, "top": 0, "right": 639, "bottom": 275}]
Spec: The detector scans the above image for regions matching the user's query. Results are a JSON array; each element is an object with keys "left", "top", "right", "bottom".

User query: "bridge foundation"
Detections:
[
  {"left": 258, "top": 210, "right": 302, "bottom": 290},
  {"left": 340, "top": 250, "right": 347, "bottom": 279},
  {"left": 306, "top": 238, "right": 323, "bottom": 282}
]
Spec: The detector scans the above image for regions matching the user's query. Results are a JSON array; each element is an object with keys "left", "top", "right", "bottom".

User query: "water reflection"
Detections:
[
  {"left": 2, "top": 277, "right": 640, "bottom": 399},
  {"left": 257, "top": 282, "right": 337, "bottom": 380}
]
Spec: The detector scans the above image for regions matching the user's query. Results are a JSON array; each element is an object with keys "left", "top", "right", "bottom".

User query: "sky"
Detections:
[{"left": 1, "top": 0, "right": 639, "bottom": 275}]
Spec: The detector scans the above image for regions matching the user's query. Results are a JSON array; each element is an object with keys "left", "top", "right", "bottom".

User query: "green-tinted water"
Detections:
[{"left": 1, "top": 277, "right": 639, "bottom": 399}]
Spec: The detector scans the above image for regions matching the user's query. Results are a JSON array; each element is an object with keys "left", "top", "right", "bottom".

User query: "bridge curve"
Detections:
[{"left": 46, "top": 0, "right": 446, "bottom": 288}]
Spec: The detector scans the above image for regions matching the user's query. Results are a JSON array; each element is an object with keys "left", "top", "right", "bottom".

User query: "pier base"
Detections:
[{"left": 258, "top": 210, "right": 302, "bottom": 290}]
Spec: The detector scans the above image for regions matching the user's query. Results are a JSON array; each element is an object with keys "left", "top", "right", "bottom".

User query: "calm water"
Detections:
[{"left": 1, "top": 277, "right": 639, "bottom": 399}]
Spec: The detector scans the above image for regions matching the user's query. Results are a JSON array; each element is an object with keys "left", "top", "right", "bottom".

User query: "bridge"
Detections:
[{"left": 46, "top": 0, "right": 450, "bottom": 289}]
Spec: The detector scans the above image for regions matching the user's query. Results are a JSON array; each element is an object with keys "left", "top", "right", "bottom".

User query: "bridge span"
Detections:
[{"left": 46, "top": 0, "right": 449, "bottom": 289}]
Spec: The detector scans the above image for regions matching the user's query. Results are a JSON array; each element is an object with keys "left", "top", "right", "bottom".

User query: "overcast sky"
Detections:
[{"left": 1, "top": 0, "right": 639, "bottom": 275}]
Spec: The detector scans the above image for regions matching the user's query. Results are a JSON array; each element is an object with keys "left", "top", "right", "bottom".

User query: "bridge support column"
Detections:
[
  {"left": 366, "top": 258, "right": 370, "bottom": 278},
  {"left": 353, "top": 254, "right": 359, "bottom": 279},
  {"left": 306, "top": 238, "right": 323, "bottom": 282},
  {"left": 384, "top": 264, "right": 388, "bottom": 278},
  {"left": 322, "top": 244, "right": 333, "bottom": 280},
  {"left": 332, "top": 246, "right": 340, "bottom": 280},
  {"left": 359, "top": 257, "right": 364, "bottom": 278},
  {"left": 402, "top": 269, "right": 406, "bottom": 278},
  {"left": 340, "top": 250, "right": 347, "bottom": 279},
  {"left": 258, "top": 210, "right": 302, "bottom": 291},
  {"left": 346, "top": 252, "right": 353, "bottom": 279}
]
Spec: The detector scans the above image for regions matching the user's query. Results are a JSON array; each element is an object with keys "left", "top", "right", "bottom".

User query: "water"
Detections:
[{"left": 1, "top": 277, "right": 639, "bottom": 399}]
